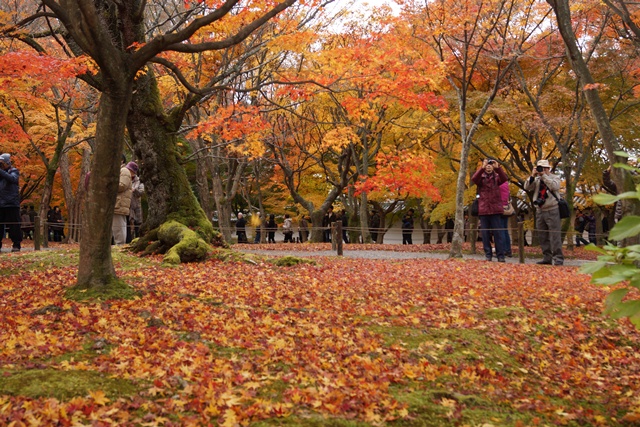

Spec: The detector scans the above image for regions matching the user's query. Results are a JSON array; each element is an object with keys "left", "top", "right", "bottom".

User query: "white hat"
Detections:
[{"left": 537, "top": 159, "right": 551, "bottom": 168}]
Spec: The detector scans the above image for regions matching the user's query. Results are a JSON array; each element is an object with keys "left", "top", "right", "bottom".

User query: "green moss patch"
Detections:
[
  {"left": 0, "top": 368, "right": 139, "bottom": 400},
  {"left": 484, "top": 306, "right": 527, "bottom": 320},
  {"left": 268, "top": 256, "right": 317, "bottom": 267},
  {"left": 0, "top": 250, "right": 80, "bottom": 277},
  {"left": 160, "top": 220, "right": 211, "bottom": 264},
  {"left": 252, "top": 416, "right": 371, "bottom": 426},
  {"left": 368, "top": 326, "right": 517, "bottom": 370},
  {"left": 390, "top": 386, "right": 544, "bottom": 427},
  {"left": 65, "top": 277, "right": 140, "bottom": 301}
]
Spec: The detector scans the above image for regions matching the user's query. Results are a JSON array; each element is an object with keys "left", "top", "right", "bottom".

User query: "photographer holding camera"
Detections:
[
  {"left": 524, "top": 159, "right": 564, "bottom": 266},
  {"left": 472, "top": 158, "right": 508, "bottom": 262},
  {"left": 0, "top": 153, "right": 22, "bottom": 252}
]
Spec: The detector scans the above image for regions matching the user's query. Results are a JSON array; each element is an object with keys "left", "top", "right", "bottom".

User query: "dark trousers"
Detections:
[
  {"left": 402, "top": 230, "right": 413, "bottom": 245},
  {"left": 0, "top": 207, "right": 22, "bottom": 249},
  {"left": 501, "top": 215, "right": 512, "bottom": 256},
  {"left": 575, "top": 230, "right": 589, "bottom": 246},
  {"left": 480, "top": 214, "right": 505, "bottom": 260}
]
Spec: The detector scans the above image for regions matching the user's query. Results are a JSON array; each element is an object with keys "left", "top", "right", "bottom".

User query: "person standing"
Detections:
[
  {"left": 340, "top": 210, "right": 349, "bottom": 244},
  {"left": 323, "top": 206, "right": 337, "bottom": 243},
  {"left": 282, "top": 214, "right": 293, "bottom": 243},
  {"left": 574, "top": 210, "right": 589, "bottom": 247},
  {"left": 524, "top": 159, "right": 564, "bottom": 266},
  {"left": 0, "top": 153, "right": 22, "bottom": 252},
  {"left": 112, "top": 161, "right": 138, "bottom": 245},
  {"left": 472, "top": 158, "right": 508, "bottom": 262},
  {"left": 127, "top": 173, "right": 144, "bottom": 242},
  {"left": 500, "top": 181, "right": 513, "bottom": 257},
  {"left": 299, "top": 215, "right": 309, "bottom": 243},
  {"left": 21, "top": 206, "right": 32, "bottom": 240},
  {"left": 50, "top": 206, "right": 64, "bottom": 242},
  {"left": 401, "top": 208, "right": 414, "bottom": 245},
  {"left": 266, "top": 214, "right": 277, "bottom": 243},
  {"left": 46, "top": 205, "right": 55, "bottom": 241},
  {"left": 252, "top": 212, "right": 262, "bottom": 243},
  {"left": 585, "top": 209, "right": 597, "bottom": 244},
  {"left": 369, "top": 210, "right": 380, "bottom": 243},
  {"left": 235, "top": 212, "right": 248, "bottom": 243}
]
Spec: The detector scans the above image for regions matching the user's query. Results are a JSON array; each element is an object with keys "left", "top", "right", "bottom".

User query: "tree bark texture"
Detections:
[
  {"left": 77, "top": 89, "right": 133, "bottom": 289},
  {"left": 127, "top": 70, "right": 216, "bottom": 243},
  {"left": 549, "top": 0, "right": 639, "bottom": 219}
]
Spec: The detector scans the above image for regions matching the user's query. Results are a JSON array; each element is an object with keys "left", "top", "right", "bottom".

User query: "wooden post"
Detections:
[
  {"left": 469, "top": 216, "right": 478, "bottom": 255},
  {"left": 518, "top": 221, "right": 525, "bottom": 264},
  {"left": 336, "top": 221, "right": 343, "bottom": 256},
  {"left": 331, "top": 222, "right": 337, "bottom": 251},
  {"left": 43, "top": 219, "right": 48, "bottom": 249},
  {"left": 34, "top": 216, "right": 41, "bottom": 251}
]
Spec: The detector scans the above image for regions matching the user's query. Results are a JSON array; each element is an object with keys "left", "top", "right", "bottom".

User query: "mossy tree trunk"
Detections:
[{"left": 126, "top": 70, "right": 220, "bottom": 249}]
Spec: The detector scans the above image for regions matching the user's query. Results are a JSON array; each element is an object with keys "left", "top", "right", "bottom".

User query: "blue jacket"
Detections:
[{"left": 0, "top": 167, "right": 20, "bottom": 208}]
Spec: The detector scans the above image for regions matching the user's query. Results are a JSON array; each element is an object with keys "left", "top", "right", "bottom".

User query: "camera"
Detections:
[
  {"left": 536, "top": 165, "right": 544, "bottom": 172},
  {"left": 487, "top": 160, "right": 495, "bottom": 165},
  {"left": 534, "top": 198, "right": 545, "bottom": 207}
]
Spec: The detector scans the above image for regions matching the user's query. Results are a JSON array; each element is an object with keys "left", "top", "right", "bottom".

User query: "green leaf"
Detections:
[
  {"left": 584, "top": 244, "right": 608, "bottom": 254},
  {"left": 591, "top": 266, "right": 617, "bottom": 285},
  {"left": 629, "top": 274, "right": 640, "bottom": 290},
  {"left": 609, "top": 300, "right": 640, "bottom": 320},
  {"left": 580, "top": 260, "right": 608, "bottom": 275},
  {"left": 613, "top": 163, "right": 638, "bottom": 171},
  {"left": 604, "top": 288, "right": 631, "bottom": 314},
  {"left": 592, "top": 191, "right": 639, "bottom": 206},
  {"left": 629, "top": 313, "right": 640, "bottom": 329},
  {"left": 614, "top": 151, "right": 630, "bottom": 158},
  {"left": 609, "top": 216, "right": 640, "bottom": 241},
  {"left": 592, "top": 193, "right": 619, "bottom": 205},
  {"left": 593, "top": 264, "right": 637, "bottom": 285}
]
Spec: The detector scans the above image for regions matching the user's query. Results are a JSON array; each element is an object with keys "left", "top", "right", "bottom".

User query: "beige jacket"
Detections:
[
  {"left": 523, "top": 172, "right": 561, "bottom": 212},
  {"left": 114, "top": 166, "right": 133, "bottom": 216}
]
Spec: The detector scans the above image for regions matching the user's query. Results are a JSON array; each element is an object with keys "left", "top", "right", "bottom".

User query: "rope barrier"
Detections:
[
  {"left": 0, "top": 220, "right": 611, "bottom": 238},
  {"left": 215, "top": 225, "right": 611, "bottom": 237}
]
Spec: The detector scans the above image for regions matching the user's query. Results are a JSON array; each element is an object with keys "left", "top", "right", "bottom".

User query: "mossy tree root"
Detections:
[{"left": 130, "top": 220, "right": 227, "bottom": 264}]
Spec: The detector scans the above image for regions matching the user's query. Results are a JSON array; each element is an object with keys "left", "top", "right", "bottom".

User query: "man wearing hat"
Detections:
[
  {"left": 0, "top": 153, "right": 22, "bottom": 252},
  {"left": 112, "top": 161, "right": 138, "bottom": 245},
  {"left": 524, "top": 159, "right": 564, "bottom": 265}
]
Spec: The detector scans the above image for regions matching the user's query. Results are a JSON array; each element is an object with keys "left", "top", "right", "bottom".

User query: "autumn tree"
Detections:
[
  {"left": 0, "top": 49, "right": 92, "bottom": 242},
  {"left": 7, "top": 0, "right": 298, "bottom": 293},
  {"left": 400, "top": 0, "right": 550, "bottom": 258},
  {"left": 548, "top": 0, "right": 640, "bottom": 221},
  {"left": 258, "top": 9, "right": 445, "bottom": 242}
]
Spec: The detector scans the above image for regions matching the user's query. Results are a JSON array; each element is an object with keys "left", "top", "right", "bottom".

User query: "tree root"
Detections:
[{"left": 129, "top": 220, "right": 227, "bottom": 264}]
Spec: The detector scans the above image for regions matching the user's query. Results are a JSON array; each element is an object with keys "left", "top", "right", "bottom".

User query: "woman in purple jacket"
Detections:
[{"left": 472, "top": 158, "right": 508, "bottom": 262}]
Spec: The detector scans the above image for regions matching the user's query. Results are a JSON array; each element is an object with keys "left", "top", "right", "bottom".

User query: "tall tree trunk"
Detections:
[
  {"left": 38, "top": 174, "right": 55, "bottom": 246},
  {"left": 549, "top": 0, "right": 639, "bottom": 218},
  {"left": 77, "top": 89, "right": 132, "bottom": 289},
  {"left": 59, "top": 148, "right": 90, "bottom": 243},
  {"left": 127, "top": 70, "right": 215, "bottom": 242},
  {"left": 192, "top": 138, "right": 214, "bottom": 221},
  {"left": 359, "top": 193, "right": 372, "bottom": 243}
]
